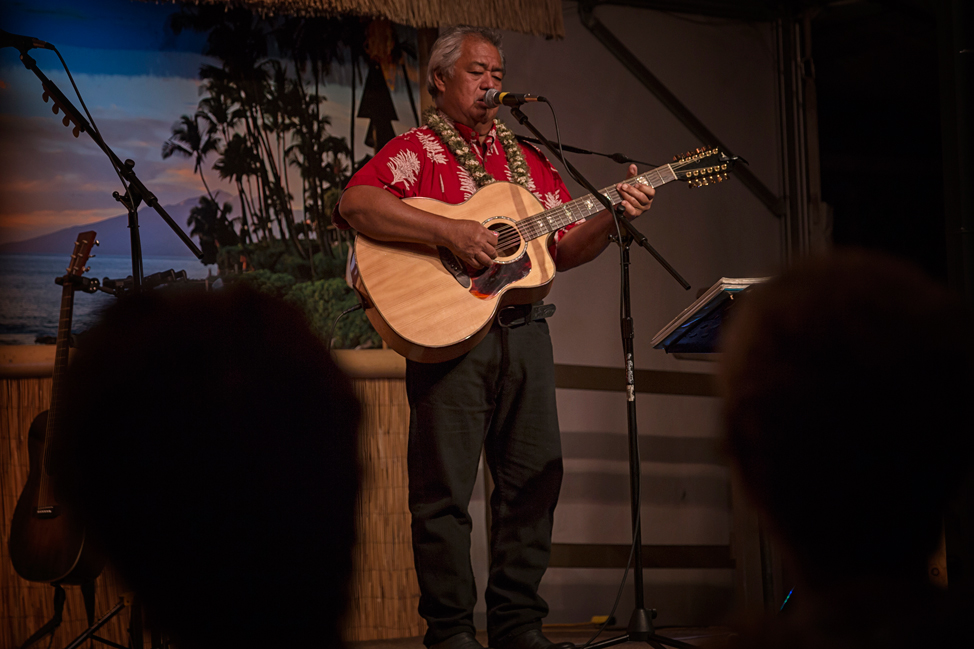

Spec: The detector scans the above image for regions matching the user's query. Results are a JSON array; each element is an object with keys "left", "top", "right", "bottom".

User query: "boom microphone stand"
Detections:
[
  {"left": 507, "top": 105, "right": 695, "bottom": 649},
  {"left": 12, "top": 46, "right": 203, "bottom": 290}
]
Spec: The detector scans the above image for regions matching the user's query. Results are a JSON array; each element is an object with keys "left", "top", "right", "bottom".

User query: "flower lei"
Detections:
[{"left": 423, "top": 107, "right": 531, "bottom": 189}]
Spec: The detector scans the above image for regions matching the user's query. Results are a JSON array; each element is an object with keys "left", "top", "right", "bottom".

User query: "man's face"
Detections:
[{"left": 434, "top": 36, "right": 504, "bottom": 134}]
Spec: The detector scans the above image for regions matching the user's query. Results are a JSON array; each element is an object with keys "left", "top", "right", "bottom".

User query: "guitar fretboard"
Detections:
[
  {"left": 37, "top": 281, "right": 74, "bottom": 510},
  {"left": 516, "top": 164, "right": 678, "bottom": 242}
]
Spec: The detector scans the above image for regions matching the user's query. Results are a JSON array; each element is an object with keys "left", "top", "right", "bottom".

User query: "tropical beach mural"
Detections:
[{"left": 0, "top": 0, "right": 421, "bottom": 347}]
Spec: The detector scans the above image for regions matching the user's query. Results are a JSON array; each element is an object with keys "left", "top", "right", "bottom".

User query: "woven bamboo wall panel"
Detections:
[
  {"left": 345, "top": 377, "right": 425, "bottom": 641},
  {"left": 1, "top": 377, "right": 143, "bottom": 649},
  {"left": 2, "top": 372, "right": 422, "bottom": 644}
]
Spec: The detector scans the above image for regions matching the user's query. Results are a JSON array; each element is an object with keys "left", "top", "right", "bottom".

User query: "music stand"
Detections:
[{"left": 651, "top": 277, "right": 768, "bottom": 355}]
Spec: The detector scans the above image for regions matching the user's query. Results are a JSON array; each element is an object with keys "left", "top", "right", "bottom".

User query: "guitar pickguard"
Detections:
[{"left": 469, "top": 253, "right": 532, "bottom": 299}]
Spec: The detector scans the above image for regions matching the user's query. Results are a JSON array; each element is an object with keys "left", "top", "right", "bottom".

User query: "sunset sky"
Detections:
[{"left": 0, "top": 0, "right": 417, "bottom": 246}]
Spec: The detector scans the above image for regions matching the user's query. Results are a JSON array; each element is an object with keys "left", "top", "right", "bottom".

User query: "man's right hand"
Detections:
[
  {"left": 449, "top": 220, "right": 498, "bottom": 269},
  {"left": 340, "top": 186, "right": 498, "bottom": 268}
]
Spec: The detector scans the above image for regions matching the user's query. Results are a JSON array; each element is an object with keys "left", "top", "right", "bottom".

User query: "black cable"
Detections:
[
  {"left": 577, "top": 509, "right": 642, "bottom": 649},
  {"left": 540, "top": 100, "right": 627, "bottom": 247},
  {"left": 515, "top": 134, "right": 658, "bottom": 168},
  {"left": 51, "top": 46, "right": 100, "bottom": 137},
  {"left": 50, "top": 45, "right": 147, "bottom": 278},
  {"left": 327, "top": 302, "right": 364, "bottom": 352},
  {"left": 541, "top": 99, "right": 577, "bottom": 188},
  {"left": 50, "top": 45, "right": 134, "bottom": 208}
]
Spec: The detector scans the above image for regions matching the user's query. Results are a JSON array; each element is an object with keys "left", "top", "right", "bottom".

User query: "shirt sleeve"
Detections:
[{"left": 333, "top": 133, "right": 427, "bottom": 229}]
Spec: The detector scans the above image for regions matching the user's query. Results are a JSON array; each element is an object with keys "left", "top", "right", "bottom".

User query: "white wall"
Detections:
[{"left": 467, "top": 5, "right": 783, "bottom": 628}]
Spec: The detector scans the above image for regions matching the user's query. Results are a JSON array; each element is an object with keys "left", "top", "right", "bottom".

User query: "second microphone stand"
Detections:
[
  {"left": 15, "top": 48, "right": 204, "bottom": 292},
  {"left": 508, "top": 105, "right": 694, "bottom": 649}
]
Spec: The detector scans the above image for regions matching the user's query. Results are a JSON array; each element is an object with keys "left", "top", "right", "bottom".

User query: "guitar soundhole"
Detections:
[{"left": 487, "top": 221, "right": 521, "bottom": 259}]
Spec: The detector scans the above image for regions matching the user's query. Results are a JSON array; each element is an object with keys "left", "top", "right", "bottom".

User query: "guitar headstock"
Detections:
[
  {"left": 671, "top": 148, "right": 739, "bottom": 188},
  {"left": 66, "top": 231, "right": 98, "bottom": 277}
]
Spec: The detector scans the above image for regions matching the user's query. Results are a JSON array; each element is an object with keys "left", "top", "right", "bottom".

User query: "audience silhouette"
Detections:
[
  {"left": 719, "top": 249, "right": 974, "bottom": 648},
  {"left": 57, "top": 286, "right": 361, "bottom": 649}
]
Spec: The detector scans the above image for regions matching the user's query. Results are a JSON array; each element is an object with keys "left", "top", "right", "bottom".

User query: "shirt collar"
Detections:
[{"left": 453, "top": 120, "right": 497, "bottom": 149}]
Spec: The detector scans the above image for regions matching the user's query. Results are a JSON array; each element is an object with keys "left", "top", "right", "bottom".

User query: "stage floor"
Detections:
[{"left": 349, "top": 627, "right": 736, "bottom": 649}]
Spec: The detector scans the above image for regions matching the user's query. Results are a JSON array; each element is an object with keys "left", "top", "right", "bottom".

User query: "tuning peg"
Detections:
[
  {"left": 84, "top": 266, "right": 90, "bottom": 272},
  {"left": 95, "top": 240, "right": 100, "bottom": 246}
]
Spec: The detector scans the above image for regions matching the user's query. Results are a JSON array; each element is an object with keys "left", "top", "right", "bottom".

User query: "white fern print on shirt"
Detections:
[
  {"left": 387, "top": 149, "right": 421, "bottom": 190},
  {"left": 541, "top": 191, "right": 563, "bottom": 210},
  {"left": 415, "top": 131, "right": 448, "bottom": 165},
  {"left": 457, "top": 168, "right": 478, "bottom": 201}
]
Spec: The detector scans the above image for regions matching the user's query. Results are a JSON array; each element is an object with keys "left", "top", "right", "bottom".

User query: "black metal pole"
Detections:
[
  {"left": 501, "top": 104, "right": 695, "bottom": 649},
  {"left": 584, "top": 228, "right": 696, "bottom": 649},
  {"left": 620, "top": 234, "right": 646, "bottom": 614}
]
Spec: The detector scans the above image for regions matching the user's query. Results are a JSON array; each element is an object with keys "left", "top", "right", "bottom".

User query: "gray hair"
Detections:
[{"left": 426, "top": 26, "right": 505, "bottom": 99}]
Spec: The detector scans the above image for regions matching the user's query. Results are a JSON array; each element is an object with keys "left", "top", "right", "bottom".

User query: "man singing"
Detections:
[{"left": 338, "top": 26, "right": 655, "bottom": 649}]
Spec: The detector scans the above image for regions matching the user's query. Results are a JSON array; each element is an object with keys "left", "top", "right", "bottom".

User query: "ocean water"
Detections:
[{"left": 0, "top": 254, "right": 214, "bottom": 345}]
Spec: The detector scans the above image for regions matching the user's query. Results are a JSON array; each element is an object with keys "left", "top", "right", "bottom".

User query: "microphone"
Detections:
[
  {"left": 0, "top": 29, "right": 54, "bottom": 53},
  {"left": 484, "top": 89, "right": 544, "bottom": 108}
]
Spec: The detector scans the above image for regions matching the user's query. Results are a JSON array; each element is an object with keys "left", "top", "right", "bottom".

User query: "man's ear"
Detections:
[{"left": 433, "top": 69, "right": 447, "bottom": 95}]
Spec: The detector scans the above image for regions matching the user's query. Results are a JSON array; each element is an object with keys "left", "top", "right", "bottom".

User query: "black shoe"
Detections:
[
  {"left": 494, "top": 629, "right": 574, "bottom": 649},
  {"left": 430, "top": 631, "right": 486, "bottom": 649}
]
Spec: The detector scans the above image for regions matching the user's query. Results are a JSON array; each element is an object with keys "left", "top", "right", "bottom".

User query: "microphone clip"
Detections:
[{"left": 484, "top": 89, "right": 546, "bottom": 109}]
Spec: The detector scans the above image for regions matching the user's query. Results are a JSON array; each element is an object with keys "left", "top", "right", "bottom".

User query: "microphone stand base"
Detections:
[{"left": 584, "top": 608, "right": 700, "bottom": 649}]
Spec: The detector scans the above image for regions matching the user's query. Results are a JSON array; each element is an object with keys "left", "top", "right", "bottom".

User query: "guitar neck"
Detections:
[
  {"left": 37, "top": 281, "right": 75, "bottom": 512},
  {"left": 518, "top": 164, "right": 678, "bottom": 241}
]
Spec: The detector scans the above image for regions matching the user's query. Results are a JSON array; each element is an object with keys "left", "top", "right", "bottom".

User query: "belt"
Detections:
[{"left": 497, "top": 302, "right": 556, "bottom": 328}]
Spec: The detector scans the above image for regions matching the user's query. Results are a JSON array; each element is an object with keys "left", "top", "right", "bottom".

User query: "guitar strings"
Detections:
[{"left": 490, "top": 164, "right": 679, "bottom": 252}]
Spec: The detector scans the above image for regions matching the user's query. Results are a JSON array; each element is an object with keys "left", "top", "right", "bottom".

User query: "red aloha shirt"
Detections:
[{"left": 337, "top": 118, "right": 578, "bottom": 252}]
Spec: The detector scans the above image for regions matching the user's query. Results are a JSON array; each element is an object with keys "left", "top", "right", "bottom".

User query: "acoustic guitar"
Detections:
[
  {"left": 8, "top": 231, "right": 105, "bottom": 584},
  {"left": 349, "top": 148, "right": 737, "bottom": 363}
]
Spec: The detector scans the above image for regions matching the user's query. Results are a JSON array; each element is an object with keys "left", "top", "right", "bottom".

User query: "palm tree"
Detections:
[
  {"left": 214, "top": 133, "right": 262, "bottom": 244},
  {"left": 187, "top": 195, "right": 238, "bottom": 266},
  {"left": 162, "top": 113, "right": 221, "bottom": 203}
]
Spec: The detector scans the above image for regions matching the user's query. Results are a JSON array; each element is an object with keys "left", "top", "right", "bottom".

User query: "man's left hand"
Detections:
[{"left": 615, "top": 163, "right": 655, "bottom": 219}]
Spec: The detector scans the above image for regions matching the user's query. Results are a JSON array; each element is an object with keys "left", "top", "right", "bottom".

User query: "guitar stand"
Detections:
[
  {"left": 20, "top": 581, "right": 96, "bottom": 649},
  {"left": 20, "top": 581, "right": 159, "bottom": 649},
  {"left": 505, "top": 106, "right": 694, "bottom": 649},
  {"left": 19, "top": 583, "right": 66, "bottom": 649}
]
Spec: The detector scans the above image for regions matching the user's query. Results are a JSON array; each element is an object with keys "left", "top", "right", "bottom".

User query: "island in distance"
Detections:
[{"left": 0, "top": 196, "right": 241, "bottom": 258}]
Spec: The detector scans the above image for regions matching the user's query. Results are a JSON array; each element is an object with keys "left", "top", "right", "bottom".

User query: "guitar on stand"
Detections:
[{"left": 8, "top": 231, "right": 106, "bottom": 648}]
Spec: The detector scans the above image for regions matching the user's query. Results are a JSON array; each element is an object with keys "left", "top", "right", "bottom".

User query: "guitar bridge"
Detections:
[
  {"left": 438, "top": 247, "right": 471, "bottom": 289},
  {"left": 35, "top": 505, "right": 58, "bottom": 518}
]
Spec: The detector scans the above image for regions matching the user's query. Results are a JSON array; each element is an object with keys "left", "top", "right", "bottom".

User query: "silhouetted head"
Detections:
[
  {"left": 720, "top": 249, "right": 974, "bottom": 586},
  {"left": 59, "top": 285, "right": 360, "bottom": 648}
]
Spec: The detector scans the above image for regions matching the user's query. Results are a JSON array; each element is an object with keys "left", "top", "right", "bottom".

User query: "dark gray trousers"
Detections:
[{"left": 406, "top": 320, "right": 563, "bottom": 647}]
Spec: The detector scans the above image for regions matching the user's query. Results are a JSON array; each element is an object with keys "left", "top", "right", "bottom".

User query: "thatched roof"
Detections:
[{"left": 144, "top": 0, "right": 566, "bottom": 38}]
